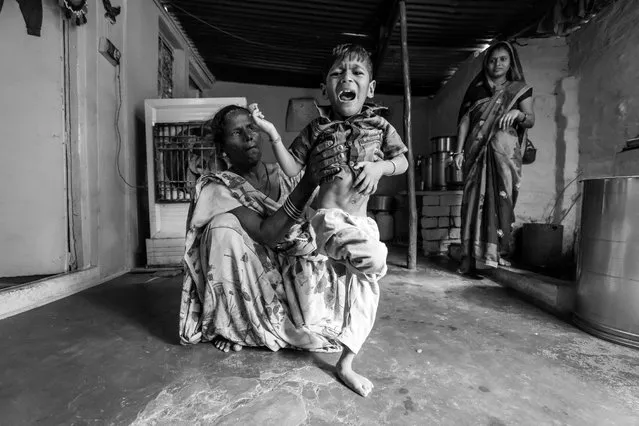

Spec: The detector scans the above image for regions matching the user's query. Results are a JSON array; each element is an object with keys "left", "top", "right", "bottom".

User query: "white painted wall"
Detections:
[
  {"left": 0, "top": 1, "right": 67, "bottom": 276},
  {"left": 425, "top": 38, "right": 580, "bottom": 254},
  {"left": 204, "top": 81, "right": 431, "bottom": 195}
]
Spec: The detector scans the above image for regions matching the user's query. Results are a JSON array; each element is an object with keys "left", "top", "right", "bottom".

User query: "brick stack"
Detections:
[{"left": 420, "top": 190, "right": 463, "bottom": 256}]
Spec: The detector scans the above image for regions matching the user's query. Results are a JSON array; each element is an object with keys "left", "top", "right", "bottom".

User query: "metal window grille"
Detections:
[
  {"left": 153, "top": 121, "right": 225, "bottom": 203},
  {"left": 158, "top": 36, "right": 174, "bottom": 99}
]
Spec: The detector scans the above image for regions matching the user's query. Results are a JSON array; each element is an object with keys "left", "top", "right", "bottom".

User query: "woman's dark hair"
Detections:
[
  {"left": 206, "top": 104, "right": 251, "bottom": 151},
  {"left": 483, "top": 41, "right": 525, "bottom": 82}
]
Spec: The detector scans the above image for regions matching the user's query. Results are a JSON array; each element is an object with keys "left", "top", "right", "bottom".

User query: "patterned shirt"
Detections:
[{"left": 289, "top": 104, "right": 408, "bottom": 183}]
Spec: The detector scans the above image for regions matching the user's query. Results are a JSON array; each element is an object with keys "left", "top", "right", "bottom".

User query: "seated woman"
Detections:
[{"left": 179, "top": 105, "right": 379, "bottom": 397}]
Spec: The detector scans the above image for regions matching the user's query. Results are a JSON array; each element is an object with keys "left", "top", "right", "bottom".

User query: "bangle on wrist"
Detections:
[
  {"left": 283, "top": 197, "right": 304, "bottom": 222},
  {"left": 271, "top": 136, "right": 282, "bottom": 145},
  {"left": 389, "top": 159, "right": 396, "bottom": 175},
  {"left": 453, "top": 151, "right": 463, "bottom": 157}
]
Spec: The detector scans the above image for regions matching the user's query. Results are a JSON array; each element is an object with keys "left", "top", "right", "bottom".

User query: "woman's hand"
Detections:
[
  {"left": 498, "top": 109, "right": 523, "bottom": 129},
  {"left": 303, "top": 137, "right": 346, "bottom": 187},
  {"left": 453, "top": 152, "right": 464, "bottom": 170},
  {"left": 353, "top": 161, "right": 384, "bottom": 195}
]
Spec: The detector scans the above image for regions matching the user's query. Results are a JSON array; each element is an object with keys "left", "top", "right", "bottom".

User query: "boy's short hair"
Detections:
[{"left": 322, "top": 44, "right": 374, "bottom": 80}]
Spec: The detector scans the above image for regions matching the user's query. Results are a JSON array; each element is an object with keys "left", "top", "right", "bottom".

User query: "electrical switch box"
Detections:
[{"left": 99, "top": 37, "right": 121, "bottom": 66}]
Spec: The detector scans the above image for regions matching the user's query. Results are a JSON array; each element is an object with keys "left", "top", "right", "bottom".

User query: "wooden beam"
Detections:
[
  {"left": 373, "top": 0, "right": 400, "bottom": 78},
  {"left": 399, "top": 0, "right": 418, "bottom": 270}
]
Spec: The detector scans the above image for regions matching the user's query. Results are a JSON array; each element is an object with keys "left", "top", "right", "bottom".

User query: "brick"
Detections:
[
  {"left": 438, "top": 217, "right": 452, "bottom": 228},
  {"left": 421, "top": 217, "right": 438, "bottom": 229},
  {"left": 439, "top": 240, "right": 455, "bottom": 251},
  {"left": 450, "top": 206, "right": 462, "bottom": 217},
  {"left": 448, "top": 228, "right": 461, "bottom": 240},
  {"left": 440, "top": 193, "right": 462, "bottom": 207},
  {"left": 423, "top": 241, "right": 440, "bottom": 254},
  {"left": 422, "top": 228, "right": 449, "bottom": 241},
  {"left": 422, "top": 195, "right": 440, "bottom": 206},
  {"left": 452, "top": 216, "right": 461, "bottom": 228},
  {"left": 423, "top": 205, "right": 449, "bottom": 217}
]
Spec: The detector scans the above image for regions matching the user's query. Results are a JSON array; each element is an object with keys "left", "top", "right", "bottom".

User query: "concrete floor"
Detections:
[{"left": 1, "top": 255, "right": 638, "bottom": 426}]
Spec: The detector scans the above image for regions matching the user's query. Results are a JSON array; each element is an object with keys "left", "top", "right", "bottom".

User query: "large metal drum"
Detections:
[{"left": 574, "top": 176, "right": 639, "bottom": 348}]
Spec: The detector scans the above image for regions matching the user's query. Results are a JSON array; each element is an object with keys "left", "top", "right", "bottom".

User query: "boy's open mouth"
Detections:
[{"left": 338, "top": 89, "right": 357, "bottom": 102}]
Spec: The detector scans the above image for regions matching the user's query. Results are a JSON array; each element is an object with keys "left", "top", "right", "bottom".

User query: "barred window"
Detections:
[
  {"left": 153, "top": 122, "right": 226, "bottom": 202},
  {"left": 158, "top": 36, "right": 174, "bottom": 99}
]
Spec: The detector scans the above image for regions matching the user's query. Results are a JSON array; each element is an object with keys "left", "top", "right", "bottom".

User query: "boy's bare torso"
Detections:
[{"left": 316, "top": 168, "right": 368, "bottom": 216}]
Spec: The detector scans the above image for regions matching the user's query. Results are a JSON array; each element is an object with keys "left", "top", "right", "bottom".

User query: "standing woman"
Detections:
[{"left": 453, "top": 41, "right": 535, "bottom": 277}]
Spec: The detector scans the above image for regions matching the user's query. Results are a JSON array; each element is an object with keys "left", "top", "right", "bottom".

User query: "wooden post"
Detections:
[{"left": 399, "top": 0, "right": 417, "bottom": 270}]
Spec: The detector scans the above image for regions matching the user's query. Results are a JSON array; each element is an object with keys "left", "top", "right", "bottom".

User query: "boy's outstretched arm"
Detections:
[{"left": 249, "top": 103, "right": 303, "bottom": 177}]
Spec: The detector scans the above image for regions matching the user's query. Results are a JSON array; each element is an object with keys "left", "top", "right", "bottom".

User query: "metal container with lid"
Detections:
[
  {"left": 445, "top": 161, "right": 463, "bottom": 189},
  {"left": 432, "top": 152, "right": 449, "bottom": 190},
  {"left": 574, "top": 176, "right": 639, "bottom": 349},
  {"left": 431, "top": 136, "right": 457, "bottom": 153}
]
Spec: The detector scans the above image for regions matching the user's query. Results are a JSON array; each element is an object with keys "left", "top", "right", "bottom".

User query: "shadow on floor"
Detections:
[{"left": 78, "top": 274, "right": 182, "bottom": 345}]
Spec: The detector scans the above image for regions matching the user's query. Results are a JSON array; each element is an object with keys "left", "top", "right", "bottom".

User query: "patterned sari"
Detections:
[
  {"left": 178, "top": 165, "right": 377, "bottom": 354},
  {"left": 459, "top": 73, "right": 532, "bottom": 267}
]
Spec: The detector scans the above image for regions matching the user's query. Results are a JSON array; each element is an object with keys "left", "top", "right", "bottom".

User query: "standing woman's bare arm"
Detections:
[{"left": 517, "top": 97, "right": 535, "bottom": 129}]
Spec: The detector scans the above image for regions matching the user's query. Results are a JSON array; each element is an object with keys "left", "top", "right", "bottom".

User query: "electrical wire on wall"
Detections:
[{"left": 115, "top": 63, "right": 146, "bottom": 190}]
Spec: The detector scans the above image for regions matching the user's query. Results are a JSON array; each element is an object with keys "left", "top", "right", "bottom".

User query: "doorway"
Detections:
[{"left": 0, "top": 2, "right": 73, "bottom": 288}]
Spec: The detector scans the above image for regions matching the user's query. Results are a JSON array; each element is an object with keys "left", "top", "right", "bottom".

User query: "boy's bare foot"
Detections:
[
  {"left": 336, "top": 348, "right": 373, "bottom": 397},
  {"left": 212, "top": 336, "right": 242, "bottom": 353}
]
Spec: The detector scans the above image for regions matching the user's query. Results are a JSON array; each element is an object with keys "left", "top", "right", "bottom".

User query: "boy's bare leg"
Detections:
[
  {"left": 336, "top": 347, "right": 374, "bottom": 397},
  {"left": 212, "top": 335, "right": 242, "bottom": 353}
]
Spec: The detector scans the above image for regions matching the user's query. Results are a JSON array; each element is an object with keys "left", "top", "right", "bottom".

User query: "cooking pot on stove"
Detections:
[{"left": 431, "top": 136, "right": 457, "bottom": 153}]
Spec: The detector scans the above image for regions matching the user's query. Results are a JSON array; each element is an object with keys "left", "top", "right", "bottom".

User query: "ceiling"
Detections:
[{"left": 163, "top": 0, "right": 559, "bottom": 96}]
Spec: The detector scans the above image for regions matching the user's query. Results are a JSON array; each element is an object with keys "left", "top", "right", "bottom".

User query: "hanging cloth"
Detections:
[{"left": 0, "top": 0, "right": 43, "bottom": 37}]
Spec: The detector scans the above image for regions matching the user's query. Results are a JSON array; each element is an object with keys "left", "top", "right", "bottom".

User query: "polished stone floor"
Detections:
[{"left": 1, "top": 255, "right": 638, "bottom": 425}]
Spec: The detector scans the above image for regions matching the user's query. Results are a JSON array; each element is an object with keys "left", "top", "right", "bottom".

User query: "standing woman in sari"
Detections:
[{"left": 453, "top": 41, "right": 535, "bottom": 277}]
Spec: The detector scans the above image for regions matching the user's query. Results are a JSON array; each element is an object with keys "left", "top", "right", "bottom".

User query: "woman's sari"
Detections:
[
  {"left": 459, "top": 77, "right": 532, "bottom": 267},
  {"left": 178, "top": 165, "right": 376, "bottom": 354}
]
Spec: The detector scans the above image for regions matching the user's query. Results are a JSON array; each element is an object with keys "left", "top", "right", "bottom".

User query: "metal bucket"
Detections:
[
  {"left": 445, "top": 162, "right": 464, "bottom": 189},
  {"left": 431, "top": 136, "right": 456, "bottom": 153},
  {"left": 521, "top": 223, "right": 563, "bottom": 269},
  {"left": 574, "top": 176, "right": 639, "bottom": 349}
]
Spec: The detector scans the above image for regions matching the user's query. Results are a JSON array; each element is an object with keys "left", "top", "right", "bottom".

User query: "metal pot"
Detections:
[
  {"left": 423, "top": 156, "right": 433, "bottom": 190},
  {"left": 432, "top": 152, "right": 449, "bottom": 190},
  {"left": 368, "top": 195, "right": 395, "bottom": 211},
  {"left": 446, "top": 162, "right": 464, "bottom": 189},
  {"left": 431, "top": 136, "right": 457, "bottom": 153}
]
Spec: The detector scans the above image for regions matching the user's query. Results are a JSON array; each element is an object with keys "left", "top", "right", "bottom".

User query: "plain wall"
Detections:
[
  {"left": 568, "top": 0, "right": 639, "bottom": 178},
  {"left": 426, "top": 38, "right": 580, "bottom": 254},
  {"left": 204, "top": 81, "right": 431, "bottom": 195},
  {"left": 0, "top": 0, "right": 67, "bottom": 275}
]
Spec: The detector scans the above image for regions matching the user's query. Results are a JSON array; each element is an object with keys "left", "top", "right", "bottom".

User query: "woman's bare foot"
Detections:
[
  {"left": 498, "top": 257, "right": 511, "bottom": 267},
  {"left": 212, "top": 335, "right": 242, "bottom": 353},
  {"left": 457, "top": 256, "right": 483, "bottom": 280},
  {"left": 336, "top": 348, "right": 373, "bottom": 397}
]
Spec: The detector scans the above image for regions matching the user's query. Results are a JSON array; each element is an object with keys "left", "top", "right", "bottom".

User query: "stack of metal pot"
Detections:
[{"left": 429, "top": 135, "right": 464, "bottom": 191}]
